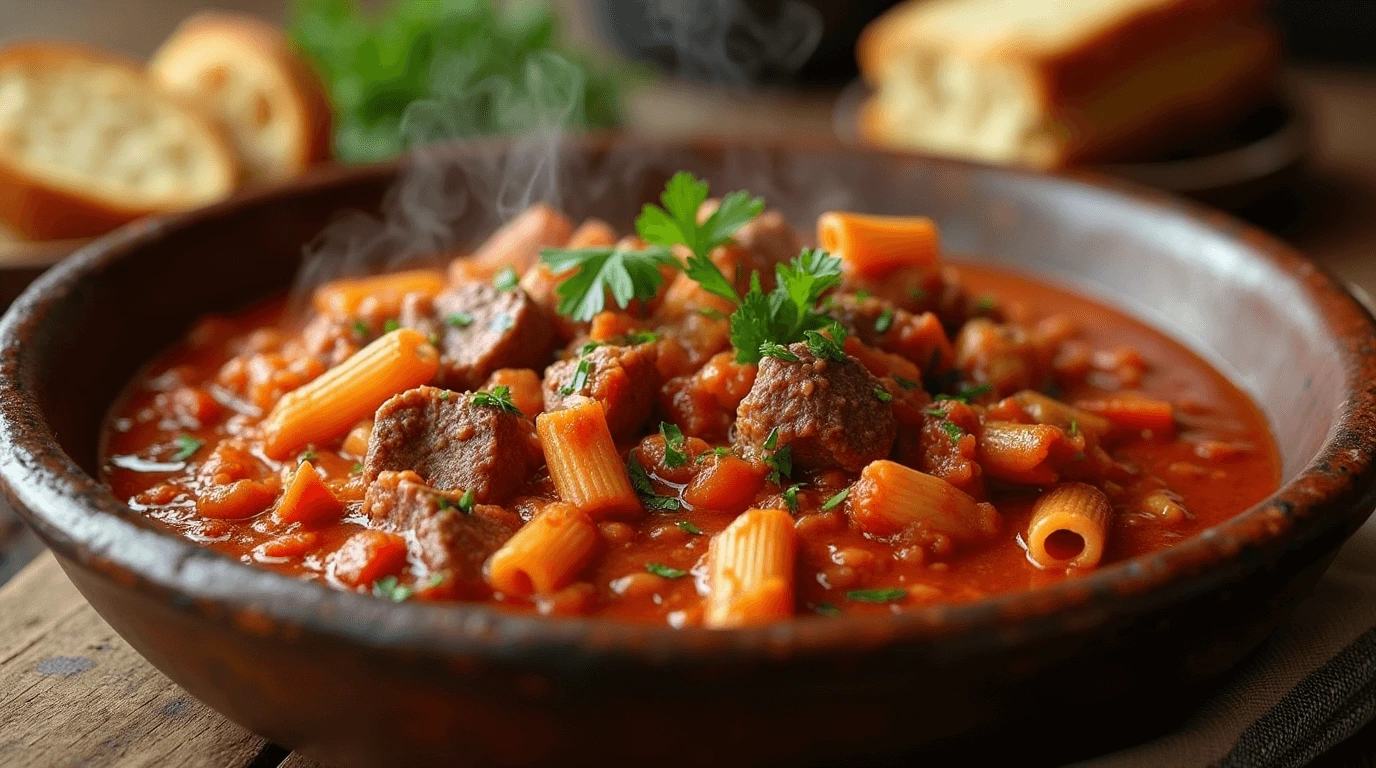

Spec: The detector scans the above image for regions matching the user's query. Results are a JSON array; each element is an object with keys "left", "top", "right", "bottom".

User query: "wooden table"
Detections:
[{"left": 2, "top": 69, "right": 1375, "bottom": 767}]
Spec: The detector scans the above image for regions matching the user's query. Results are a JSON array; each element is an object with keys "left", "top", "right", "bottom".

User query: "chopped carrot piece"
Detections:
[
  {"left": 333, "top": 529, "right": 408, "bottom": 589},
  {"left": 257, "top": 531, "right": 320, "bottom": 559},
  {"left": 274, "top": 461, "right": 343, "bottom": 526},
  {"left": 197, "top": 479, "right": 277, "bottom": 520},
  {"left": 684, "top": 455, "right": 765, "bottom": 513}
]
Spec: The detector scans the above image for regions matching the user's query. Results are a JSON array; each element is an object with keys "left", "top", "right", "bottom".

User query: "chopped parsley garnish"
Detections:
[
  {"left": 628, "top": 457, "right": 680, "bottom": 511},
  {"left": 696, "top": 446, "right": 732, "bottom": 464},
  {"left": 299, "top": 449, "right": 317, "bottom": 463},
  {"left": 894, "top": 376, "right": 920, "bottom": 390},
  {"left": 350, "top": 462, "right": 364, "bottom": 474},
  {"left": 372, "top": 575, "right": 413, "bottom": 602},
  {"left": 759, "top": 341, "right": 799, "bottom": 362},
  {"left": 470, "top": 386, "right": 521, "bottom": 415},
  {"left": 439, "top": 390, "right": 450, "bottom": 400},
  {"left": 579, "top": 341, "right": 602, "bottom": 356},
  {"left": 458, "top": 488, "right": 475, "bottom": 514},
  {"left": 935, "top": 383, "right": 994, "bottom": 404},
  {"left": 909, "top": 287, "right": 928, "bottom": 302},
  {"left": 874, "top": 387, "right": 893, "bottom": 403},
  {"left": 559, "top": 359, "right": 593, "bottom": 396},
  {"left": 812, "top": 602, "right": 842, "bottom": 617},
  {"left": 540, "top": 244, "right": 679, "bottom": 322},
  {"left": 436, "top": 496, "right": 452, "bottom": 511},
  {"left": 676, "top": 520, "right": 703, "bottom": 535},
  {"left": 1069, "top": 419, "right": 1080, "bottom": 438},
  {"left": 973, "top": 295, "right": 997, "bottom": 314},
  {"left": 763, "top": 428, "right": 780, "bottom": 451},
  {"left": 874, "top": 307, "right": 894, "bottom": 334},
  {"left": 493, "top": 265, "right": 519, "bottom": 291},
  {"left": 427, "top": 332, "right": 440, "bottom": 346},
  {"left": 645, "top": 562, "right": 687, "bottom": 579},
  {"left": 697, "top": 307, "right": 728, "bottom": 321},
  {"left": 802, "top": 323, "right": 848, "bottom": 362},
  {"left": 781, "top": 483, "right": 804, "bottom": 512},
  {"left": 624, "top": 330, "right": 660, "bottom": 345},
  {"left": 765, "top": 445, "right": 792, "bottom": 485},
  {"left": 383, "top": 319, "right": 399, "bottom": 334},
  {"left": 941, "top": 421, "right": 964, "bottom": 444},
  {"left": 636, "top": 171, "right": 765, "bottom": 264},
  {"left": 660, "top": 422, "right": 687, "bottom": 468},
  {"left": 352, "top": 320, "right": 370, "bottom": 337},
  {"left": 727, "top": 251, "right": 844, "bottom": 364},
  {"left": 445, "top": 312, "right": 473, "bottom": 328},
  {"left": 854, "top": 289, "right": 871, "bottom": 300},
  {"left": 846, "top": 587, "right": 907, "bottom": 604},
  {"left": 820, "top": 488, "right": 849, "bottom": 512},
  {"left": 924, "top": 407, "right": 947, "bottom": 417},
  {"left": 489, "top": 313, "right": 514, "bottom": 332},
  {"left": 171, "top": 435, "right": 203, "bottom": 462}
]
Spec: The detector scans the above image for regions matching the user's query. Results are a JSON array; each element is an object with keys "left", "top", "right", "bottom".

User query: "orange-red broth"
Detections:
[{"left": 101, "top": 263, "right": 1280, "bottom": 624}]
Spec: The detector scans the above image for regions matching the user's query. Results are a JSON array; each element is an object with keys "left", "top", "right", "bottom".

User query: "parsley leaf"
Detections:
[
  {"left": 941, "top": 421, "right": 964, "bottom": 444},
  {"left": 635, "top": 172, "right": 764, "bottom": 261},
  {"left": 894, "top": 375, "right": 920, "bottom": 390},
  {"left": 383, "top": 319, "right": 399, "bottom": 334},
  {"left": 445, "top": 312, "right": 473, "bottom": 328},
  {"left": 821, "top": 488, "right": 849, "bottom": 512},
  {"left": 724, "top": 250, "right": 844, "bottom": 364},
  {"left": 934, "top": 383, "right": 994, "bottom": 404},
  {"left": 458, "top": 488, "right": 475, "bottom": 515},
  {"left": 624, "top": 331, "right": 660, "bottom": 345},
  {"left": 874, "top": 387, "right": 893, "bottom": 403},
  {"left": 350, "top": 462, "right": 364, "bottom": 474},
  {"left": 493, "top": 265, "right": 519, "bottom": 291},
  {"left": 628, "top": 457, "right": 681, "bottom": 511},
  {"left": 660, "top": 422, "right": 687, "bottom": 468},
  {"left": 759, "top": 341, "right": 799, "bottom": 362},
  {"left": 540, "top": 245, "right": 678, "bottom": 322},
  {"left": 684, "top": 252, "right": 741, "bottom": 305},
  {"left": 352, "top": 320, "right": 370, "bottom": 337},
  {"left": 1069, "top": 419, "right": 1080, "bottom": 437},
  {"left": 765, "top": 444, "right": 792, "bottom": 485},
  {"left": 781, "top": 483, "right": 804, "bottom": 513},
  {"left": 643, "top": 495, "right": 682, "bottom": 511},
  {"left": 763, "top": 427, "right": 780, "bottom": 451},
  {"left": 812, "top": 602, "right": 842, "bottom": 617},
  {"left": 171, "top": 435, "right": 203, "bottom": 462},
  {"left": 846, "top": 587, "right": 907, "bottom": 604},
  {"left": 676, "top": 520, "right": 703, "bottom": 535},
  {"left": 697, "top": 307, "right": 728, "bottom": 321},
  {"left": 803, "top": 324, "right": 847, "bottom": 362},
  {"left": 645, "top": 562, "right": 687, "bottom": 579},
  {"left": 372, "top": 575, "right": 414, "bottom": 602},
  {"left": 559, "top": 359, "right": 593, "bottom": 396},
  {"left": 470, "top": 386, "right": 521, "bottom": 416},
  {"left": 874, "top": 307, "right": 894, "bottom": 334}
]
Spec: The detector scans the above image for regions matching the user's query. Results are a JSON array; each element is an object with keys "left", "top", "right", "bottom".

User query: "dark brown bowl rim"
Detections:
[{"left": 2, "top": 135, "right": 1375, "bottom": 664}]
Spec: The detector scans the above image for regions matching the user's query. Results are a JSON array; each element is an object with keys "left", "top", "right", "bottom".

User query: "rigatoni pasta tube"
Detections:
[
  {"left": 977, "top": 422, "right": 1068, "bottom": 485},
  {"left": 312, "top": 269, "right": 446, "bottom": 319},
  {"left": 486, "top": 502, "right": 598, "bottom": 596},
  {"left": 1010, "top": 390, "right": 1111, "bottom": 437},
  {"left": 262, "top": 329, "right": 438, "bottom": 459},
  {"left": 536, "top": 399, "right": 641, "bottom": 519},
  {"left": 1026, "top": 482, "right": 1112, "bottom": 570},
  {"left": 706, "top": 508, "right": 796, "bottom": 628},
  {"left": 849, "top": 460, "right": 999, "bottom": 543},
  {"left": 817, "top": 211, "right": 938, "bottom": 278},
  {"left": 1075, "top": 393, "right": 1175, "bottom": 434}
]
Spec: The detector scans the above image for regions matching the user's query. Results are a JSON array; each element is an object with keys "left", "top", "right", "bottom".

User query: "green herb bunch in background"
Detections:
[{"left": 289, "top": 0, "right": 622, "bottom": 163}]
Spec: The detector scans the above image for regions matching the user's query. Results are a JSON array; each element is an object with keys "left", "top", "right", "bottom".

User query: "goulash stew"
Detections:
[{"left": 102, "top": 173, "right": 1279, "bottom": 626}]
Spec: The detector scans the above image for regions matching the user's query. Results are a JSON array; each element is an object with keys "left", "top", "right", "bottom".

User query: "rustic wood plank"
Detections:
[
  {"left": 277, "top": 753, "right": 328, "bottom": 768},
  {"left": 0, "top": 552, "right": 275, "bottom": 768}
]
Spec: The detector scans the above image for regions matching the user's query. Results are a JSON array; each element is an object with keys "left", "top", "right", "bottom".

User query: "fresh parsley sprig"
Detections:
[
  {"left": 635, "top": 172, "right": 765, "bottom": 262},
  {"left": 728, "top": 250, "right": 844, "bottom": 364},
  {"left": 540, "top": 245, "right": 678, "bottom": 323}
]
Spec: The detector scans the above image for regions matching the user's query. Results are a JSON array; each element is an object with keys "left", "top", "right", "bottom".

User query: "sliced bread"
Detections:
[
  {"left": 0, "top": 43, "right": 238, "bottom": 240},
  {"left": 150, "top": 12, "right": 332, "bottom": 185}
]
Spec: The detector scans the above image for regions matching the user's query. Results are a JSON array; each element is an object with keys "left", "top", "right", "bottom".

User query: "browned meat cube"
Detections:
[
  {"left": 363, "top": 469, "right": 522, "bottom": 595},
  {"left": 365, "top": 385, "right": 543, "bottom": 504},
  {"left": 735, "top": 342, "right": 897, "bottom": 473},
  {"left": 402, "top": 281, "right": 556, "bottom": 391},
  {"left": 543, "top": 343, "right": 658, "bottom": 441}
]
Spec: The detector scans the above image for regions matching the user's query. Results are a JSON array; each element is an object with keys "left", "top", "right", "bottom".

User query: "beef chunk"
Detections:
[
  {"left": 402, "top": 282, "right": 555, "bottom": 391},
  {"left": 733, "top": 210, "right": 803, "bottom": 288},
  {"left": 543, "top": 343, "right": 658, "bottom": 441},
  {"left": 735, "top": 342, "right": 897, "bottom": 473},
  {"left": 363, "top": 470, "right": 521, "bottom": 594},
  {"left": 365, "top": 385, "right": 543, "bottom": 504}
]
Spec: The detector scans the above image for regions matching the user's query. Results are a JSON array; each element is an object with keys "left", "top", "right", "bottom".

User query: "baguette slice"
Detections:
[
  {"left": 150, "top": 12, "right": 332, "bottom": 185},
  {"left": 856, "top": 0, "right": 1279, "bottom": 169},
  {"left": 0, "top": 43, "right": 237, "bottom": 240}
]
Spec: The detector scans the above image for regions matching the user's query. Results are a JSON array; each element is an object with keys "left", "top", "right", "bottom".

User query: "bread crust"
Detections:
[
  {"left": 0, "top": 42, "right": 238, "bottom": 240},
  {"left": 150, "top": 11, "right": 332, "bottom": 183},
  {"left": 856, "top": 0, "right": 1278, "bottom": 167}
]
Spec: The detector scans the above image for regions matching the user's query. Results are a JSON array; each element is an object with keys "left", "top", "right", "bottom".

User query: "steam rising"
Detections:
[{"left": 293, "top": 0, "right": 828, "bottom": 308}]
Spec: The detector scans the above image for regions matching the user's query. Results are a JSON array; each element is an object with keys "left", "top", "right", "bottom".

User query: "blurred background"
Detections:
[{"left": 0, "top": 0, "right": 1371, "bottom": 306}]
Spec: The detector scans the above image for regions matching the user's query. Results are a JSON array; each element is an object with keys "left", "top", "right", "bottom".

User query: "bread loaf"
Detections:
[
  {"left": 857, "top": 0, "right": 1279, "bottom": 168},
  {"left": 151, "top": 12, "right": 332, "bottom": 185},
  {"left": 0, "top": 43, "right": 237, "bottom": 240}
]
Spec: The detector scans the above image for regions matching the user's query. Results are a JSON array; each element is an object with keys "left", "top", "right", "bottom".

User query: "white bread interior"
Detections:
[
  {"left": 0, "top": 44, "right": 236, "bottom": 239},
  {"left": 150, "top": 12, "right": 331, "bottom": 185}
]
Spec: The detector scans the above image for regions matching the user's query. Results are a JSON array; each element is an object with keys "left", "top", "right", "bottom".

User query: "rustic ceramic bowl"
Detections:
[{"left": 1, "top": 137, "right": 1374, "bottom": 768}]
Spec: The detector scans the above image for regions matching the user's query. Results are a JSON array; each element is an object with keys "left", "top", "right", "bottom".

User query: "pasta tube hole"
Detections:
[{"left": 1042, "top": 529, "right": 1086, "bottom": 562}]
